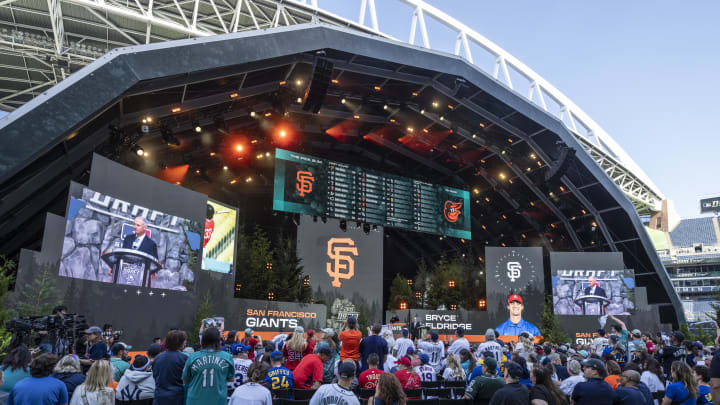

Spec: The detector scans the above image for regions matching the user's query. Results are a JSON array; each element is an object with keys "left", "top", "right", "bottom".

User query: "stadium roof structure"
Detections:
[
  {"left": 0, "top": 0, "right": 663, "bottom": 215},
  {"left": 0, "top": 23, "right": 684, "bottom": 325}
]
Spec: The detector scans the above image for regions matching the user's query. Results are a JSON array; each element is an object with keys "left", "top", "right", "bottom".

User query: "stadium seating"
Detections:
[{"left": 670, "top": 217, "right": 717, "bottom": 247}]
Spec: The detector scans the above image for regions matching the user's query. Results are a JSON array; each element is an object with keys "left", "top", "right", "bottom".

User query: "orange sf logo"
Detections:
[
  {"left": 326, "top": 238, "right": 358, "bottom": 288},
  {"left": 443, "top": 200, "right": 462, "bottom": 223},
  {"left": 296, "top": 171, "right": 314, "bottom": 197}
]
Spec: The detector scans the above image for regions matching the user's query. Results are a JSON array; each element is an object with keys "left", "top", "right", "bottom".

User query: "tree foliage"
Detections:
[
  {"left": 191, "top": 290, "right": 213, "bottom": 345},
  {"left": 13, "top": 264, "right": 59, "bottom": 318},
  {"left": 540, "top": 295, "right": 569, "bottom": 344},
  {"left": 388, "top": 274, "right": 413, "bottom": 310},
  {"left": 0, "top": 256, "right": 16, "bottom": 351}
]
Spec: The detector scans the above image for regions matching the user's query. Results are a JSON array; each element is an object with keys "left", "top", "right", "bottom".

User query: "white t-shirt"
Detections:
[
  {"left": 560, "top": 375, "right": 585, "bottom": 396},
  {"left": 308, "top": 383, "right": 360, "bottom": 405},
  {"left": 228, "top": 357, "right": 254, "bottom": 390},
  {"left": 384, "top": 354, "right": 397, "bottom": 373},
  {"left": 592, "top": 337, "right": 609, "bottom": 354},
  {"left": 447, "top": 337, "right": 470, "bottom": 356},
  {"left": 418, "top": 341, "right": 445, "bottom": 372},
  {"left": 228, "top": 382, "right": 272, "bottom": 405},
  {"left": 641, "top": 371, "right": 665, "bottom": 392},
  {"left": 413, "top": 365, "right": 437, "bottom": 382},
  {"left": 393, "top": 337, "right": 414, "bottom": 357},
  {"left": 442, "top": 367, "right": 465, "bottom": 381},
  {"left": 476, "top": 340, "right": 503, "bottom": 363},
  {"left": 272, "top": 334, "right": 288, "bottom": 351}
]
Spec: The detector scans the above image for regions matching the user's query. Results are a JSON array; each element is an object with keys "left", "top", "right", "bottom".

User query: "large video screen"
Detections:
[
  {"left": 60, "top": 183, "right": 202, "bottom": 291},
  {"left": 551, "top": 252, "right": 635, "bottom": 315},
  {"left": 273, "top": 148, "right": 471, "bottom": 239},
  {"left": 202, "top": 199, "right": 238, "bottom": 274}
]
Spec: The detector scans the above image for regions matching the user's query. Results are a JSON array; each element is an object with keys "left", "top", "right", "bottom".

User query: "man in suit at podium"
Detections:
[
  {"left": 583, "top": 276, "right": 606, "bottom": 298},
  {"left": 122, "top": 216, "right": 158, "bottom": 260}
]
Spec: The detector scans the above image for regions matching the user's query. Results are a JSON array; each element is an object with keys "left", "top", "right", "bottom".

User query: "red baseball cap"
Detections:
[
  {"left": 394, "top": 357, "right": 411, "bottom": 367},
  {"left": 508, "top": 294, "right": 523, "bottom": 304},
  {"left": 307, "top": 329, "right": 315, "bottom": 336}
]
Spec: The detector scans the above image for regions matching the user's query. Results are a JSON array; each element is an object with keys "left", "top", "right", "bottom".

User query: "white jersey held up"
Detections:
[
  {"left": 418, "top": 341, "right": 445, "bottom": 373},
  {"left": 393, "top": 337, "right": 414, "bottom": 358},
  {"left": 447, "top": 337, "right": 470, "bottom": 356},
  {"left": 476, "top": 340, "right": 503, "bottom": 363}
]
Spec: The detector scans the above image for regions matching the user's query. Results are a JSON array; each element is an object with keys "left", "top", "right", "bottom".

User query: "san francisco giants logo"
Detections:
[
  {"left": 326, "top": 238, "right": 358, "bottom": 288},
  {"left": 296, "top": 171, "right": 315, "bottom": 197},
  {"left": 507, "top": 261, "right": 521, "bottom": 282},
  {"left": 443, "top": 200, "right": 462, "bottom": 223}
]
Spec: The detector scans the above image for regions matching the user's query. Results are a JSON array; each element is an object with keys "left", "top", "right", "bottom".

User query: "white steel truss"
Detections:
[{"left": 0, "top": 0, "right": 663, "bottom": 213}]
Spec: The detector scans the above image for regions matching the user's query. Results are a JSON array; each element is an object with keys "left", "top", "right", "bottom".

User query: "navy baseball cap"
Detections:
[
  {"left": 456, "top": 326, "right": 465, "bottom": 336},
  {"left": 505, "top": 361, "right": 523, "bottom": 378},
  {"left": 418, "top": 353, "right": 429, "bottom": 365},
  {"left": 338, "top": 362, "right": 356, "bottom": 379},
  {"left": 429, "top": 331, "right": 439, "bottom": 340},
  {"left": 270, "top": 351, "right": 283, "bottom": 361},
  {"left": 347, "top": 315, "right": 357, "bottom": 324},
  {"left": 406, "top": 346, "right": 415, "bottom": 355}
]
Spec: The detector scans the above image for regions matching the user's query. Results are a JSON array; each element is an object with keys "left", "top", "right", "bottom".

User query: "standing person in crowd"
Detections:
[
  {"left": 293, "top": 345, "right": 332, "bottom": 389},
  {"left": 70, "top": 359, "right": 114, "bottom": 405},
  {"left": 0, "top": 369, "right": 8, "bottom": 405},
  {"left": 152, "top": 329, "right": 187, "bottom": 405},
  {"left": 264, "top": 351, "right": 294, "bottom": 391},
  {"left": 549, "top": 353, "right": 569, "bottom": 381},
  {"left": 612, "top": 370, "right": 648, "bottom": 405},
  {"left": 7, "top": 353, "right": 67, "bottom": 405},
  {"left": 417, "top": 331, "right": 444, "bottom": 375},
  {"left": 368, "top": 373, "right": 406, "bottom": 405},
  {"left": 694, "top": 365, "right": 713, "bottom": 405},
  {"left": 662, "top": 361, "right": 697, "bottom": 405},
  {"left": 442, "top": 354, "right": 465, "bottom": 381},
  {"left": 459, "top": 349, "right": 476, "bottom": 380},
  {"left": 241, "top": 328, "right": 259, "bottom": 361},
  {"left": 358, "top": 354, "right": 384, "bottom": 389},
  {"left": 309, "top": 362, "right": 359, "bottom": 405},
  {"left": 488, "top": 361, "right": 529, "bottom": 405},
  {"left": 0, "top": 345, "right": 31, "bottom": 393},
  {"left": 530, "top": 364, "right": 568, "bottom": 405},
  {"left": 359, "top": 324, "right": 387, "bottom": 373},
  {"left": 608, "top": 315, "right": 629, "bottom": 358},
  {"left": 477, "top": 329, "right": 503, "bottom": 364},
  {"left": 392, "top": 329, "right": 413, "bottom": 359},
  {"left": 339, "top": 316, "right": 362, "bottom": 368},
  {"left": 381, "top": 329, "right": 395, "bottom": 356},
  {"left": 593, "top": 329, "right": 610, "bottom": 355},
  {"left": 640, "top": 358, "right": 665, "bottom": 398},
  {"left": 571, "top": 358, "right": 613, "bottom": 405},
  {"left": 559, "top": 359, "right": 585, "bottom": 397},
  {"left": 51, "top": 355, "right": 85, "bottom": 399},
  {"left": 110, "top": 342, "right": 131, "bottom": 382},
  {"left": 272, "top": 330, "right": 288, "bottom": 351},
  {"left": 283, "top": 327, "right": 310, "bottom": 371},
  {"left": 228, "top": 362, "right": 272, "bottom": 405},
  {"left": 228, "top": 344, "right": 253, "bottom": 392},
  {"left": 604, "top": 360, "right": 622, "bottom": 390},
  {"left": 116, "top": 354, "right": 155, "bottom": 402},
  {"left": 464, "top": 356, "right": 504, "bottom": 403},
  {"left": 658, "top": 332, "right": 687, "bottom": 381},
  {"left": 392, "top": 357, "right": 420, "bottom": 390},
  {"left": 413, "top": 354, "right": 436, "bottom": 382},
  {"left": 447, "top": 327, "right": 470, "bottom": 356},
  {"left": 182, "top": 328, "right": 234, "bottom": 405},
  {"left": 80, "top": 326, "right": 108, "bottom": 370},
  {"left": 146, "top": 344, "right": 161, "bottom": 365}
]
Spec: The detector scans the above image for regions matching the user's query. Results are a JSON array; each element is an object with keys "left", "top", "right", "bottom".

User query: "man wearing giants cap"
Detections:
[{"left": 495, "top": 294, "right": 541, "bottom": 337}]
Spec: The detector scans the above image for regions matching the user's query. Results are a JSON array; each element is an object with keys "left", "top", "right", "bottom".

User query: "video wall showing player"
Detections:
[
  {"left": 551, "top": 252, "right": 635, "bottom": 315},
  {"left": 60, "top": 183, "right": 202, "bottom": 291},
  {"left": 202, "top": 199, "right": 238, "bottom": 274}
]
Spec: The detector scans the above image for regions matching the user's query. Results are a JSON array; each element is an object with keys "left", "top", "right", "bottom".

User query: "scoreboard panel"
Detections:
[{"left": 273, "top": 148, "right": 471, "bottom": 239}]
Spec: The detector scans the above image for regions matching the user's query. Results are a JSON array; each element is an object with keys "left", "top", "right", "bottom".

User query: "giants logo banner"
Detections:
[{"left": 297, "top": 215, "right": 383, "bottom": 326}]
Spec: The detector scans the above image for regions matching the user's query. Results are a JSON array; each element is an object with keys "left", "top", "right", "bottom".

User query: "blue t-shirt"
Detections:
[
  {"left": 571, "top": 378, "right": 613, "bottom": 405},
  {"left": 698, "top": 385, "right": 712, "bottom": 405},
  {"left": 665, "top": 381, "right": 695, "bottom": 405},
  {"left": 264, "top": 366, "right": 294, "bottom": 390},
  {"left": 613, "top": 386, "right": 648, "bottom": 405},
  {"left": 7, "top": 376, "right": 68, "bottom": 405},
  {"left": 152, "top": 350, "right": 187, "bottom": 399},
  {"left": 359, "top": 335, "right": 388, "bottom": 372},
  {"left": 0, "top": 367, "right": 30, "bottom": 393},
  {"left": 495, "top": 318, "right": 541, "bottom": 337},
  {"left": 87, "top": 341, "right": 108, "bottom": 360}
]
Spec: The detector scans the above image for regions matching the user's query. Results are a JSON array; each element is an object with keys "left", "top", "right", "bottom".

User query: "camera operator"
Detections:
[
  {"left": 36, "top": 305, "right": 67, "bottom": 354},
  {"left": 80, "top": 326, "right": 108, "bottom": 368}
]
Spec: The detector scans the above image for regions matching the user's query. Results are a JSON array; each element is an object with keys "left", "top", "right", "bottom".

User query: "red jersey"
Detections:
[
  {"left": 358, "top": 368, "right": 384, "bottom": 389},
  {"left": 292, "top": 353, "right": 324, "bottom": 389},
  {"left": 339, "top": 329, "right": 362, "bottom": 361},
  {"left": 242, "top": 337, "right": 258, "bottom": 360},
  {"left": 282, "top": 344, "right": 311, "bottom": 370},
  {"left": 204, "top": 219, "right": 215, "bottom": 247},
  {"left": 394, "top": 369, "right": 421, "bottom": 390}
]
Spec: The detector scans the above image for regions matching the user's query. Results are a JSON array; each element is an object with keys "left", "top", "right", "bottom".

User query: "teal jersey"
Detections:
[{"left": 182, "top": 349, "right": 234, "bottom": 405}]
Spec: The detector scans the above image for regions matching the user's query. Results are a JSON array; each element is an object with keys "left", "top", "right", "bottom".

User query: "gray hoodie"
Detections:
[{"left": 116, "top": 369, "right": 156, "bottom": 401}]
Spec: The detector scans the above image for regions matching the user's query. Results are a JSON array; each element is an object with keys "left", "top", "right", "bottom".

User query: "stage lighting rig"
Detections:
[
  {"left": 192, "top": 121, "right": 202, "bottom": 133},
  {"left": 133, "top": 145, "right": 145, "bottom": 156}
]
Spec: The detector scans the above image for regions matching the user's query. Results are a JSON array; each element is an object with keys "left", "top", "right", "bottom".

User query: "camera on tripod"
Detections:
[{"left": 3, "top": 313, "right": 89, "bottom": 356}]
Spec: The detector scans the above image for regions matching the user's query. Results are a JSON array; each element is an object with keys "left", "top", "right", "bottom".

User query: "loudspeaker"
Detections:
[
  {"left": 544, "top": 147, "right": 576, "bottom": 183},
  {"left": 302, "top": 58, "right": 334, "bottom": 113}
]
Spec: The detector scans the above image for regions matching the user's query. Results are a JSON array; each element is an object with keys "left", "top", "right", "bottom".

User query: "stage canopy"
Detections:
[{"left": 0, "top": 23, "right": 683, "bottom": 326}]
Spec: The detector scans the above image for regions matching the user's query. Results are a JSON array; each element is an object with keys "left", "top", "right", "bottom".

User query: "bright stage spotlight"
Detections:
[
  {"left": 193, "top": 121, "right": 202, "bottom": 133},
  {"left": 134, "top": 145, "right": 145, "bottom": 156},
  {"left": 235, "top": 144, "right": 244, "bottom": 152}
]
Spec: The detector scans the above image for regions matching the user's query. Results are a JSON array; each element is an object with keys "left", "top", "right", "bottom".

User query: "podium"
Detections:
[
  {"left": 574, "top": 294, "right": 610, "bottom": 315},
  {"left": 101, "top": 248, "right": 161, "bottom": 288}
]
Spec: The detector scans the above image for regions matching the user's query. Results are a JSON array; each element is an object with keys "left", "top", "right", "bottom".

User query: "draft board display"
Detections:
[
  {"left": 296, "top": 215, "right": 383, "bottom": 328},
  {"left": 701, "top": 196, "right": 720, "bottom": 213},
  {"left": 551, "top": 252, "right": 635, "bottom": 315},
  {"left": 202, "top": 199, "right": 238, "bottom": 274},
  {"left": 485, "top": 247, "right": 545, "bottom": 337},
  {"left": 273, "top": 148, "right": 471, "bottom": 239}
]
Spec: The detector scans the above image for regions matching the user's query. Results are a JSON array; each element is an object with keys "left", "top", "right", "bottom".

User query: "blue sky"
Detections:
[{"left": 320, "top": 0, "right": 720, "bottom": 219}]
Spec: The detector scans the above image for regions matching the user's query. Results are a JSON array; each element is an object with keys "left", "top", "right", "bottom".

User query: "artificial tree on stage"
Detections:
[
  {"left": 0, "top": 256, "right": 15, "bottom": 351},
  {"left": 388, "top": 274, "right": 414, "bottom": 310},
  {"left": 540, "top": 295, "right": 569, "bottom": 344}
]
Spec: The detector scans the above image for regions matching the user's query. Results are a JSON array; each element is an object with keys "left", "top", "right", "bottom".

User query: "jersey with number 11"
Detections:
[{"left": 183, "top": 349, "right": 234, "bottom": 405}]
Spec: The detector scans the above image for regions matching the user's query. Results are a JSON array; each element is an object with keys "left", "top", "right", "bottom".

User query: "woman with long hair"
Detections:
[
  {"left": 511, "top": 353, "right": 532, "bottom": 387},
  {"left": 0, "top": 345, "right": 31, "bottom": 392},
  {"left": 603, "top": 360, "right": 622, "bottom": 389},
  {"left": 369, "top": 373, "right": 407, "bottom": 405},
  {"left": 441, "top": 354, "right": 465, "bottom": 381},
  {"left": 51, "top": 354, "right": 86, "bottom": 398},
  {"left": 530, "top": 364, "right": 568, "bottom": 405},
  {"left": 641, "top": 357, "right": 665, "bottom": 399},
  {"left": 283, "top": 328, "right": 308, "bottom": 371},
  {"left": 70, "top": 359, "right": 114, "bottom": 405},
  {"left": 661, "top": 361, "right": 697, "bottom": 405},
  {"left": 458, "top": 349, "right": 475, "bottom": 381}
]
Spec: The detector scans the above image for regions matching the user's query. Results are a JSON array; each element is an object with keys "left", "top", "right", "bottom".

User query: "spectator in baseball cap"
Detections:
[
  {"left": 309, "top": 360, "right": 358, "bottom": 404},
  {"left": 571, "top": 358, "right": 613, "bottom": 405},
  {"left": 147, "top": 343, "right": 162, "bottom": 363},
  {"left": 447, "top": 326, "right": 470, "bottom": 357},
  {"left": 110, "top": 342, "right": 132, "bottom": 382},
  {"left": 263, "top": 351, "right": 294, "bottom": 395},
  {"left": 340, "top": 316, "right": 362, "bottom": 365}
]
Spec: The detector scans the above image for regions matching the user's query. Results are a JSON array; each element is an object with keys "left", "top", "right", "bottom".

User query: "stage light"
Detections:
[
  {"left": 420, "top": 109, "right": 425, "bottom": 114},
  {"left": 522, "top": 233, "right": 527, "bottom": 239},
  {"left": 297, "top": 97, "right": 302, "bottom": 103},
  {"left": 508, "top": 138, "right": 513, "bottom": 143},
  {"left": 485, "top": 197, "right": 491, "bottom": 202},
  {"left": 175, "top": 181, "right": 180, "bottom": 185},
  {"left": 171, "top": 107, "right": 181, "bottom": 113},
  {"left": 530, "top": 153, "right": 537, "bottom": 159},
  {"left": 477, "top": 299, "right": 486, "bottom": 310},
  {"left": 448, "top": 280, "right": 456, "bottom": 288},
  {"left": 415, "top": 292, "right": 422, "bottom": 299},
  {"left": 264, "top": 112, "right": 272, "bottom": 117},
  {"left": 235, "top": 144, "right": 244, "bottom": 152},
  {"left": 383, "top": 104, "right": 388, "bottom": 110},
  {"left": 412, "top": 92, "right": 419, "bottom": 96},
  {"left": 530, "top": 201, "right": 534, "bottom": 206},
  {"left": 399, "top": 302, "right": 408, "bottom": 310},
  {"left": 479, "top": 122, "right": 486, "bottom": 128},
  {"left": 223, "top": 166, "right": 228, "bottom": 171},
  {"left": 448, "top": 104, "right": 454, "bottom": 109},
  {"left": 499, "top": 173, "right": 506, "bottom": 180},
  {"left": 303, "top": 276, "right": 310, "bottom": 286},
  {"left": 472, "top": 134, "right": 477, "bottom": 138},
  {"left": 210, "top": 152, "right": 216, "bottom": 156},
  {"left": 450, "top": 304, "right": 457, "bottom": 310},
  {"left": 266, "top": 262, "right": 273, "bottom": 270},
  {"left": 193, "top": 122, "right": 201, "bottom": 133},
  {"left": 267, "top": 292, "right": 274, "bottom": 300},
  {"left": 353, "top": 115, "right": 360, "bottom": 119},
  {"left": 537, "top": 161, "right": 542, "bottom": 167},
  {"left": 373, "top": 85, "right": 381, "bottom": 91},
  {"left": 331, "top": 79, "right": 339, "bottom": 84},
  {"left": 432, "top": 101, "right": 439, "bottom": 108},
  {"left": 526, "top": 167, "right": 531, "bottom": 172},
  {"left": 246, "top": 177, "right": 253, "bottom": 183},
  {"left": 389, "top": 118, "right": 396, "bottom": 123},
  {"left": 341, "top": 98, "right": 346, "bottom": 104},
  {"left": 134, "top": 145, "right": 145, "bottom": 156},
  {"left": 407, "top": 126, "right": 414, "bottom": 133},
  {"left": 481, "top": 225, "right": 487, "bottom": 230},
  {"left": 592, "top": 221, "right": 598, "bottom": 227},
  {"left": 440, "top": 116, "right": 445, "bottom": 121},
  {"left": 279, "top": 130, "right": 287, "bottom": 138},
  {"left": 229, "top": 92, "right": 239, "bottom": 99},
  {"left": 473, "top": 188, "right": 480, "bottom": 195},
  {"left": 265, "top": 152, "right": 271, "bottom": 157},
  {"left": 407, "top": 279, "right": 413, "bottom": 286},
  {"left": 250, "top": 111, "right": 256, "bottom": 117},
  {"left": 256, "top": 153, "right": 263, "bottom": 159},
  {"left": 279, "top": 80, "right": 287, "bottom": 86},
  {"left": 559, "top": 186, "right": 566, "bottom": 192},
  {"left": 143, "top": 152, "right": 149, "bottom": 157},
  {"left": 230, "top": 179, "right": 237, "bottom": 184},
  {"left": 295, "top": 79, "right": 303, "bottom": 86}
]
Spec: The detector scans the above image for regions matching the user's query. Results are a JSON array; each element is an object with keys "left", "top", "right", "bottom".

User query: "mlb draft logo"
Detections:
[
  {"left": 296, "top": 171, "right": 315, "bottom": 197},
  {"left": 326, "top": 238, "right": 358, "bottom": 288}
]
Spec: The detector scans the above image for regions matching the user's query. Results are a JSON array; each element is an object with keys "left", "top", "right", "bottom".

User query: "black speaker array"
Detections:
[
  {"left": 302, "top": 58, "right": 334, "bottom": 114},
  {"left": 544, "top": 146, "right": 576, "bottom": 183}
]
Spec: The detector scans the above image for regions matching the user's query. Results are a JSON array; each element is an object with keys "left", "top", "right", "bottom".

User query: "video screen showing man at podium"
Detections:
[
  {"left": 59, "top": 183, "right": 202, "bottom": 291},
  {"left": 552, "top": 269, "right": 635, "bottom": 316}
]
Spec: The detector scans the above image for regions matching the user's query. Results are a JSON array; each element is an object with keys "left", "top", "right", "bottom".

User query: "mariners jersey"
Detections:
[
  {"left": 264, "top": 366, "right": 294, "bottom": 390},
  {"left": 495, "top": 318, "right": 541, "bottom": 337},
  {"left": 418, "top": 341, "right": 445, "bottom": 372},
  {"left": 228, "top": 358, "right": 253, "bottom": 390},
  {"left": 413, "top": 365, "right": 437, "bottom": 382},
  {"left": 476, "top": 340, "right": 503, "bottom": 363},
  {"left": 393, "top": 337, "right": 414, "bottom": 357}
]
